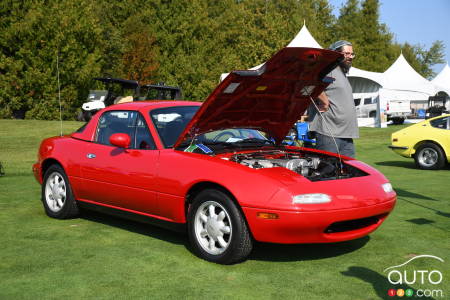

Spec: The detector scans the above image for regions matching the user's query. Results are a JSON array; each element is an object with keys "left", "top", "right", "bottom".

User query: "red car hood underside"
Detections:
[{"left": 174, "top": 47, "right": 342, "bottom": 147}]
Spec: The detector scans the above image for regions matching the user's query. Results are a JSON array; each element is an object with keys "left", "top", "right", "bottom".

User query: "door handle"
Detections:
[{"left": 87, "top": 153, "right": 96, "bottom": 159}]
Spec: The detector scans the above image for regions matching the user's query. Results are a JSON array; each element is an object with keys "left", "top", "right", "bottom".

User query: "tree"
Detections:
[
  {"left": 120, "top": 19, "right": 159, "bottom": 84},
  {"left": 0, "top": 0, "right": 108, "bottom": 119},
  {"left": 396, "top": 41, "right": 445, "bottom": 79},
  {"left": 0, "top": 0, "right": 446, "bottom": 119},
  {"left": 331, "top": 0, "right": 394, "bottom": 72}
]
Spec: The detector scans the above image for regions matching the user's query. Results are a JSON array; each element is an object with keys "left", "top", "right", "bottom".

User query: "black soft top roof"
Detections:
[
  {"left": 141, "top": 83, "right": 180, "bottom": 92},
  {"left": 93, "top": 77, "right": 139, "bottom": 89}
]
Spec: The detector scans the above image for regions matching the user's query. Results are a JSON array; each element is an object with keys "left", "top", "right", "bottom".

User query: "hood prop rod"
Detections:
[{"left": 309, "top": 96, "right": 344, "bottom": 176}]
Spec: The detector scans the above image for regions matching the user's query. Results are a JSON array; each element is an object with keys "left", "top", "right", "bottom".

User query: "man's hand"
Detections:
[{"left": 316, "top": 92, "right": 330, "bottom": 112}]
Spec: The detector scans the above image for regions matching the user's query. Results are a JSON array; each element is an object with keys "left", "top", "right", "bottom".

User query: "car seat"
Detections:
[{"left": 98, "top": 121, "right": 130, "bottom": 146}]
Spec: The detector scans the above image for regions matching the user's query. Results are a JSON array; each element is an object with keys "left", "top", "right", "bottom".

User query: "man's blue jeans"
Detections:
[{"left": 314, "top": 133, "right": 355, "bottom": 158}]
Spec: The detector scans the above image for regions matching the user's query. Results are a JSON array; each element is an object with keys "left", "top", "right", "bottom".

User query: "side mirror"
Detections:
[{"left": 110, "top": 133, "right": 131, "bottom": 148}]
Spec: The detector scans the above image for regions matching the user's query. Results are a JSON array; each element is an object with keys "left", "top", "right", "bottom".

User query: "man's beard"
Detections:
[{"left": 339, "top": 60, "right": 351, "bottom": 73}]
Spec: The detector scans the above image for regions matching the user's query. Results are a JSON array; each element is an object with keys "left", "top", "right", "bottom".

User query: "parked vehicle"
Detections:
[
  {"left": 389, "top": 114, "right": 450, "bottom": 169},
  {"left": 80, "top": 77, "right": 182, "bottom": 121},
  {"left": 354, "top": 96, "right": 377, "bottom": 118},
  {"left": 426, "top": 95, "right": 449, "bottom": 119},
  {"left": 33, "top": 47, "right": 396, "bottom": 264},
  {"left": 386, "top": 99, "right": 411, "bottom": 125},
  {"left": 137, "top": 83, "right": 182, "bottom": 101}
]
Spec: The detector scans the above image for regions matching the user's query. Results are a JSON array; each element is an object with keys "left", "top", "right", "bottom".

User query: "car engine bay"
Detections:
[{"left": 228, "top": 150, "right": 368, "bottom": 181}]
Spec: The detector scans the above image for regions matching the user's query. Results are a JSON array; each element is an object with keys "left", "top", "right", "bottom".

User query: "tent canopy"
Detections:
[
  {"left": 286, "top": 24, "right": 322, "bottom": 48},
  {"left": 432, "top": 63, "right": 450, "bottom": 96},
  {"left": 383, "top": 54, "right": 435, "bottom": 95}
]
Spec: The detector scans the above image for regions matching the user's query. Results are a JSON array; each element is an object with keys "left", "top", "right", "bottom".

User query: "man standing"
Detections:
[{"left": 309, "top": 40, "right": 358, "bottom": 157}]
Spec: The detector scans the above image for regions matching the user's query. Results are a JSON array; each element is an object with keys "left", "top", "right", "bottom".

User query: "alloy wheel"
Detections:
[
  {"left": 194, "top": 201, "right": 232, "bottom": 255},
  {"left": 44, "top": 172, "right": 67, "bottom": 212}
]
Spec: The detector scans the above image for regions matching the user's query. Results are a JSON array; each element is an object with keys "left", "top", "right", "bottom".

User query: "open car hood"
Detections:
[{"left": 174, "top": 47, "right": 342, "bottom": 147}]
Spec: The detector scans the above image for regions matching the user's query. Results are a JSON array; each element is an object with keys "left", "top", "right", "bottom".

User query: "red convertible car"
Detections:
[{"left": 33, "top": 47, "right": 396, "bottom": 264}]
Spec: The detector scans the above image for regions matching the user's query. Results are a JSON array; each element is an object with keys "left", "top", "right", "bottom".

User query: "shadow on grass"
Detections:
[
  {"left": 375, "top": 160, "right": 450, "bottom": 170},
  {"left": 397, "top": 195, "right": 450, "bottom": 221},
  {"left": 395, "top": 188, "right": 437, "bottom": 201},
  {"left": 249, "top": 236, "right": 369, "bottom": 262},
  {"left": 79, "top": 209, "right": 371, "bottom": 263},
  {"left": 80, "top": 209, "right": 187, "bottom": 246},
  {"left": 374, "top": 161, "right": 417, "bottom": 169},
  {"left": 341, "top": 266, "right": 436, "bottom": 300}
]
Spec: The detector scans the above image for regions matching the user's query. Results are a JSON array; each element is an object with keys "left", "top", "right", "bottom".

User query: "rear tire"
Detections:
[
  {"left": 391, "top": 117, "right": 405, "bottom": 125},
  {"left": 187, "top": 189, "right": 253, "bottom": 264},
  {"left": 414, "top": 143, "right": 446, "bottom": 170},
  {"left": 42, "top": 164, "right": 79, "bottom": 219}
]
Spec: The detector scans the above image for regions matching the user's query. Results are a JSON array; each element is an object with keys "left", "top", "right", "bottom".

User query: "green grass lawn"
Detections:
[{"left": 0, "top": 119, "right": 449, "bottom": 299}]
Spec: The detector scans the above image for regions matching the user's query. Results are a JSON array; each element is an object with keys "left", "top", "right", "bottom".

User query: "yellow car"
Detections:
[{"left": 389, "top": 114, "right": 450, "bottom": 170}]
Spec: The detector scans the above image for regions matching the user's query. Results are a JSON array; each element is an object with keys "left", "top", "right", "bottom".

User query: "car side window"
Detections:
[
  {"left": 430, "top": 117, "right": 449, "bottom": 130},
  {"left": 131, "top": 113, "right": 156, "bottom": 150},
  {"left": 96, "top": 111, "right": 136, "bottom": 146}
]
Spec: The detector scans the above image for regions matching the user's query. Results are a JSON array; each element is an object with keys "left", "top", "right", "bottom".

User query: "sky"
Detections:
[{"left": 328, "top": 0, "right": 450, "bottom": 76}]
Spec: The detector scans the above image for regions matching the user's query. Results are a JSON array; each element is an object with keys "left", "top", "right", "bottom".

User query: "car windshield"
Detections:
[
  {"left": 180, "top": 129, "right": 274, "bottom": 153},
  {"left": 150, "top": 106, "right": 200, "bottom": 148},
  {"left": 150, "top": 105, "right": 273, "bottom": 150}
]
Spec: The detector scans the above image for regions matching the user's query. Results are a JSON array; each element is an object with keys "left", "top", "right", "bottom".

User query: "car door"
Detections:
[
  {"left": 429, "top": 116, "right": 450, "bottom": 158},
  {"left": 79, "top": 110, "right": 161, "bottom": 215}
]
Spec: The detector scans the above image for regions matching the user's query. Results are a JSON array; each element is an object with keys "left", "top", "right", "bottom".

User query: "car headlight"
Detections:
[
  {"left": 293, "top": 193, "right": 331, "bottom": 204},
  {"left": 382, "top": 183, "right": 393, "bottom": 193}
]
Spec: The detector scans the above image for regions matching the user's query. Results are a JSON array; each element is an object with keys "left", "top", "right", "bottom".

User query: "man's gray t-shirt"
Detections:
[{"left": 309, "top": 66, "right": 359, "bottom": 138}]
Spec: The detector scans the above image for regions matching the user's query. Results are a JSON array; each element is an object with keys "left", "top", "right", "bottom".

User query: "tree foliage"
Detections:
[
  {"left": 0, "top": 0, "right": 445, "bottom": 119},
  {"left": 120, "top": 20, "right": 159, "bottom": 84}
]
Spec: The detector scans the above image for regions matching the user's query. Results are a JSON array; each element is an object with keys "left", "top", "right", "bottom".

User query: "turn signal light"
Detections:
[{"left": 257, "top": 212, "right": 279, "bottom": 219}]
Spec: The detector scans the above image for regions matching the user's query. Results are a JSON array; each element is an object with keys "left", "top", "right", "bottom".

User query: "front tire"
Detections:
[
  {"left": 42, "top": 164, "right": 79, "bottom": 219},
  {"left": 414, "top": 143, "right": 446, "bottom": 170},
  {"left": 187, "top": 189, "right": 253, "bottom": 264}
]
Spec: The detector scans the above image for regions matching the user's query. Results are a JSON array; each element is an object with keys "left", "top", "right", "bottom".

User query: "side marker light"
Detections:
[{"left": 257, "top": 212, "right": 279, "bottom": 219}]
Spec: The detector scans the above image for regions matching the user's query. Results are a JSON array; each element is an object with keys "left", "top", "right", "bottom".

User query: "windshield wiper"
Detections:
[
  {"left": 237, "top": 138, "right": 275, "bottom": 145},
  {"left": 203, "top": 138, "right": 274, "bottom": 148}
]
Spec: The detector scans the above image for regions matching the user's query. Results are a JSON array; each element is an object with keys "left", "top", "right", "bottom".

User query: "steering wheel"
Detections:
[{"left": 213, "top": 131, "right": 237, "bottom": 142}]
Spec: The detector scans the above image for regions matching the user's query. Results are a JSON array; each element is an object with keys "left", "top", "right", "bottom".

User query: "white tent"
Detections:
[
  {"left": 348, "top": 67, "right": 384, "bottom": 93},
  {"left": 432, "top": 63, "right": 450, "bottom": 96},
  {"left": 382, "top": 54, "right": 435, "bottom": 101},
  {"left": 349, "top": 54, "right": 435, "bottom": 103},
  {"left": 286, "top": 24, "right": 322, "bottom": 48}
]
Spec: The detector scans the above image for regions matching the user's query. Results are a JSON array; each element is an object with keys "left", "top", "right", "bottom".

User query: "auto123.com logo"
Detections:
[{"left": 384, "top": 255, "right": 445, "bottom": 298}]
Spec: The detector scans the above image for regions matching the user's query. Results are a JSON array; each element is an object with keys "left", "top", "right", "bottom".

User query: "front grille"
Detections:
[{"left": 324, "top": 214, "right": 385, "bottom": 233}]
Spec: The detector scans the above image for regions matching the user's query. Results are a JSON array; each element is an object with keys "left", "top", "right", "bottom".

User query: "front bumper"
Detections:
[
  {"left": 242, "top": 197, "right": 396, "bottom": 244},
  {"left": 388, "top": 145, "right": 412, "bottom": 158},
  {"left": 388, "top": 145, "right": 408, "bottom": 150},
  {"left": 32, "top": 163, "right": 42, "bottom": 184}
]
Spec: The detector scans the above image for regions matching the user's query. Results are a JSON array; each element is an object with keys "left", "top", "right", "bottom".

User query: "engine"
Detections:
[{"left": 229, "top": 151, "right": 365, "bottom": 181}]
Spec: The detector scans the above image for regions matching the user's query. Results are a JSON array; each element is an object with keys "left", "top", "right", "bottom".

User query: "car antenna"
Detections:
[
  {"left": 309, "top": 96, "right": 344, "bottom": 174},
  {"left": 56, "top": 51, "right": 63, "bottom": 136}
]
